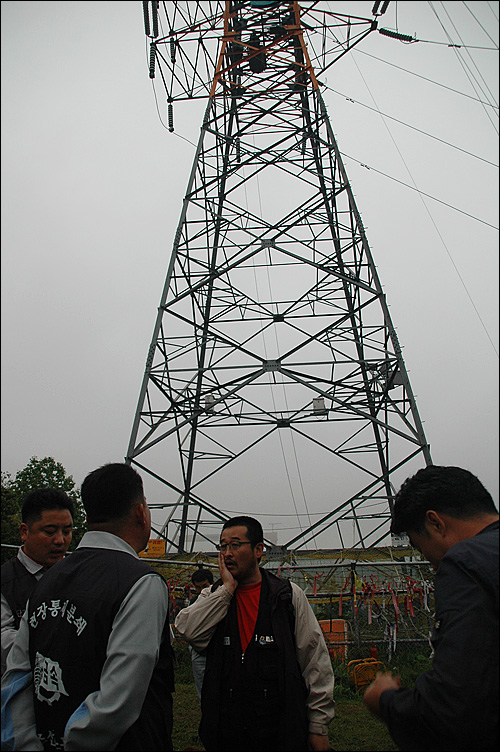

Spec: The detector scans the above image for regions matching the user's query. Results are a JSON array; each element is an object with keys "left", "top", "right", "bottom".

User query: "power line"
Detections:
[
  {"left": 411, "top": 39, "right": 498, "bottom": 49},
  {"left": 324, "top": 84, "right": 498, "bottom": 168},
  {"left": 341, "top": 152, "right": 498, "bottom": 230},
  {"left": 485, "top": 1, "right": 499, "bottom": 23},
  {"left": 438, "top": 2, "right": 499, "bottom": 110},
  {"left": 463, "top": 1, "right": 500, "bottom": 48},
  {"left": 347, "top": 51, "right": 499, "bottom": 358},
  {"left": 354, "top": 49, "right": 499, "bottom": 109},
  {"left": 428, "top": 1, "right": 499, "bottom": 133},
  {"left": 153, "top": 77, "right": 498, "bottom": 231}
]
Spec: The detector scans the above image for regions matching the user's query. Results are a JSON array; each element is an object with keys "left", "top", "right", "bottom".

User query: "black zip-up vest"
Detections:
[
  {"left": 27, "top": 547, "right": 174, "bottom": 751},
  {"left": 200, "top": 569, "right": 308, "bottom": 751},
  {"left": 1, "top": 556, "right": 39, "bottom": 628}
]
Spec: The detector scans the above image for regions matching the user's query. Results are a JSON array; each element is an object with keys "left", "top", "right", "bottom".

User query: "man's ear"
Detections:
[
  {"left": 133, "top": 500, "right": 147, "bottom": 527},
  {"left": 19, "top": 523, "right": 28, "bottom": 542},
  {"left": 425, "top": 510, "right": 447, "bottom": 536},
  {"left": 255, "top": 541, "right": 264, "bottom": 558}
]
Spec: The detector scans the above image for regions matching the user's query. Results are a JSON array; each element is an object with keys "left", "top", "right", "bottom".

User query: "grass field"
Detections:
[
  {"left": 170, "top": 640, "right": 416, "bottom": 751},
  {"left": 172, "top": 682, "right": 398, "bottom": 751}
]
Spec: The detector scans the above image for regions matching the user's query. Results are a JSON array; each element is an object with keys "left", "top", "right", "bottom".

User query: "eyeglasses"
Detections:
[{"left": 215, "top": 541, "right": 252, "bottom": 552}]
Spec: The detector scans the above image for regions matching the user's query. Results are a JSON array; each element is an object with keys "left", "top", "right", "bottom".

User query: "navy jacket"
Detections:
[{"left": 380, "top": 521, "right": 499, "bottom": 751}]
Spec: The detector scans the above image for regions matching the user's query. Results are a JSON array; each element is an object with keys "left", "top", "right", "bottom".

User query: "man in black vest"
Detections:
[
  {"left": 175, "top": 515, "right": 335, "bottom": 751},
  {"left": 1, "top": 462, "right": 174, "bottom": 751},
  {"left": 364, "top": 466, "right": 499, "bottom": 751},
  {"left": 1, "top": 488, "right": 74, "bottom": 676}
]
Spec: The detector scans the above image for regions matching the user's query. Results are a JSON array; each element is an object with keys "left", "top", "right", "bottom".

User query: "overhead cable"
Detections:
[
  {"left": 341, "top": 152, "right": 498, "bottom": 231},
  {"left": 324, "top": 85, "right": 498, "bottom": 168},
  {"left": 428, "top": 1, "right": 498, "bottom": 133},
  {"left": 355, "top": 49, "right": 499, "bottom": 109}
]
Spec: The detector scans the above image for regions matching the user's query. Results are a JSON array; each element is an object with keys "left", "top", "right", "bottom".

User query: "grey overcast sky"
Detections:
[{"left": 1, "top": 1, "right": 498, "bottom": 547}]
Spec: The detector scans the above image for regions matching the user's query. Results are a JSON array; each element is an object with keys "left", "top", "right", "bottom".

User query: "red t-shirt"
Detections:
[{"left": 235, "top": 581, "right": 262, "bottom": 653}]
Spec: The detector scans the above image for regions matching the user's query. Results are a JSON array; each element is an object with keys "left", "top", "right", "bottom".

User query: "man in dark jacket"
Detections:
[
  {"left": 176, "top": 515, "right": 334, "bottom": 751},
  {"left": 1, "top": 462, "right": 174, "bottom": 751},
  {"left": 364, "top": 465, "right": 499, "bottom": 751},
  {"left": 1, "top": 488, "right": 74, "bottom": 675}
]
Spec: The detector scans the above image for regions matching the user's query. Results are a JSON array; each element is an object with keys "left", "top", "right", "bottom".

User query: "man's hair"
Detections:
[
  {"left": 191, "top": 567, "right": 214, "bottom": 585},
  {"left": 21, "top": 488, "right": 74, "bottom": 526},
  {"left": 81, "top": 463, "right": 144, "bottom": 525},
  {"left": 222, "top": 516, "right": 264, "bottom": 548},
  {"left": 391, "top": 465, "right": 497, "bottom": 535}
]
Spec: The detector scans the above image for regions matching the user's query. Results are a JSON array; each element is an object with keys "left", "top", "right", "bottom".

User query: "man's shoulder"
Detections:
[
  {"left": 1, "top": 555, "right": 18, "bottom": 572},
  {"left": 261, "top": 567, "right": 290, "bottom": 586},
  {"left": 94, "top": 546, "right": 164, "bottom": 571},
  {"left": 1, "top": 555, "right": 28, "bottom": 580},
  {"left": 70, "top": 545, "right": 149, "bottom": 563},
  {"left": 260, "top": 569, "right": 295, "bottom": 605},
  {"left": 443, "top": 522, "right": 499, "bottom": 585},
  {"left": 43, "top": 547, "right": 164, "bottom": 585},
  {"left": 449, "top": 522, "right": 499, "bottom": 559}
]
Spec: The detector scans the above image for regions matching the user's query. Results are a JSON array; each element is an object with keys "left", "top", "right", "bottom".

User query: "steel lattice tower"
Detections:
[{"left": 127, "top": 1, "right": 432, "bottom": 553}]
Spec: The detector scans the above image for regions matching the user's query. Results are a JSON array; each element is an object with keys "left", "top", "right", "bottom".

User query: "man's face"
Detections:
[
  {"left": 20, "top": 508, "right": 73, "bottom": 568},
  {"left": 408, "top": 526, "right": 448, "bottom": 570},
  {"left": 193, "top": 578, "right": 211, "bottom": 595},
  {"left": 219, "top": 525, "right": 263, "bottom": 584}
]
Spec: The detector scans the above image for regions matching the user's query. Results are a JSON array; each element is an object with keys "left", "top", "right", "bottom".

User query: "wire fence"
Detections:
[
  {"left": 267, "top": 555, "right": 435, "bottom": 660},
  {"left": 2, "top": 543, "right": 435, "bottom": 660},
  {"left": 159, "top": 549, "right": 435, "bottom": 661}
]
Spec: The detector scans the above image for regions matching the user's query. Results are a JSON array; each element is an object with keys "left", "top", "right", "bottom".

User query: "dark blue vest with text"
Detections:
[{"left": 27, "top": 547, "right": 174, "bottom": 751}]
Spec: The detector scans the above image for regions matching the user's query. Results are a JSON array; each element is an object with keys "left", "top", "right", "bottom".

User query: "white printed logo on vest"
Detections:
[{"left": 34, "top": 652, "right": 69, "bottom": 705}]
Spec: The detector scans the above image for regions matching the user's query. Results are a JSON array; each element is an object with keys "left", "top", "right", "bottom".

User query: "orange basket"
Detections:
[{"left": 347, "top": 658, "right": 386, "bottom": 693}]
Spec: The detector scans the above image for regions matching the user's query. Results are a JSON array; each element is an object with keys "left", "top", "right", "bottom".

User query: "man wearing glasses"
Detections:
[{"left": 175, "top": 515, "right": 334, "bottom": 751}]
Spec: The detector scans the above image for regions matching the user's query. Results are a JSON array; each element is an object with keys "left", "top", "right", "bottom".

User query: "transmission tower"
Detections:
[{"left": 127, "top": 0, "right": 431, "bottom": 553}]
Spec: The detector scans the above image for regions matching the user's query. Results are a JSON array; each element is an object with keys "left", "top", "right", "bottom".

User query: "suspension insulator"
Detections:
[
  {"left": 379, "top": 27, "right": 414, "bottom": 42},
  {"left": 372, "top": 0, "right": 390, "bottom": 14},
  {"left": 152, "top": 0, "right": 159, "bottom": 39},
  {"left": 149, "top": 43, "right": 156, "bottom": 79},
  {"left": 142, "top": 1, "right": 150, "bottom": 37},
  {"left": 170, "top": 37, "right": 176, "bottom": 63},
  {"left": 235, "top": 137, "right": 241, "bottom": 163},
  {"left": 168, "top": 103, "right": 174, "bottom": 132}
]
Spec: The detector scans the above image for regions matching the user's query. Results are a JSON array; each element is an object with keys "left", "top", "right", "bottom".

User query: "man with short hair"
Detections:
[
  {"left": 191, "top": 566, "right": 214, "bottom": 598},
  {"left": 175, "top": 515, "right": 335, "bottom": 751},
  {"left": 1, "top": 463, "right": 174, "bottom": 751},
  {"left": 364, "top": 465, "right": 499, "bottom": 751},
  {"left": 1, "top": 488, "right": 74, "bottom": 675}
]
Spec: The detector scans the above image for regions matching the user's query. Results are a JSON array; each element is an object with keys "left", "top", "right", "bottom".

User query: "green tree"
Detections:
[
  {"left": 1, "top": 457, "right": 87, "bottom": 563},
  {"left": 1, "top": 472, "right": 22, "bottom": 563}
]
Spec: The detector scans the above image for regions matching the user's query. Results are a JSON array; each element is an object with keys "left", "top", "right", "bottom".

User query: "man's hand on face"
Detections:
[{"left": 219, "top": 551, "right": 238, "bottom": 594}]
